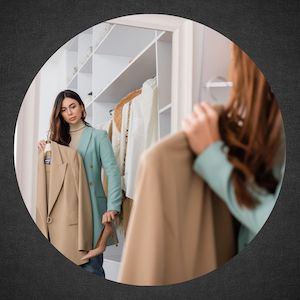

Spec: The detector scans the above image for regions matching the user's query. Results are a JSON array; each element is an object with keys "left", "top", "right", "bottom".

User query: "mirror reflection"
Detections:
[{"left": 14, "top": 14, "right": 285, "bottom": 285}]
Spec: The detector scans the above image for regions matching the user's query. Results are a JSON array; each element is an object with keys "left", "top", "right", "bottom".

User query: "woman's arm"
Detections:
[
  {"left": 182, "top": 102, "right": 280, "bottom": 235},
  {"left": 193, "top": 141, "right": 278, "bottom": 234},
  {"left": 80, "top": 223, "right": 113, "bottom": 260}
]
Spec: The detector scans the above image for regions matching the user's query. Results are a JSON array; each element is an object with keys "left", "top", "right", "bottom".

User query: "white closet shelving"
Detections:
[{"left": 64, "top": 22, "right": 172, "bottom": 136}]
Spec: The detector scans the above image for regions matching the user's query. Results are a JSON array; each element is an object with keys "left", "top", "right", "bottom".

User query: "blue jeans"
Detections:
[{"left": 81, "top": 254, "right": 105, "bottom": 277}]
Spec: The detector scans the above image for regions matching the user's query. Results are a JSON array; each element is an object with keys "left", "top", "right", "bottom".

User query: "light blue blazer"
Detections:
[{"left": 77, "top": 126, "right": 122, "bottom": 247}]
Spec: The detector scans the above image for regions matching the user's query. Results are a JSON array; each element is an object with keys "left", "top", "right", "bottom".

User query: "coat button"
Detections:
[
  {"left": 89, "top": 182, "right": 93, "bottom": 186},
  {"left": 46, "top": 216, "right": 52, "bottom": 223},
  {"left": 90, "top": 165, "right": 93, "bottom": 168}
]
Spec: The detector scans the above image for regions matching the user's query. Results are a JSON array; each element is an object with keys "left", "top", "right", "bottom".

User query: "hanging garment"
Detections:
[
  {"left": 36, "top": 141, "right": 93, "bottom": 265},
  {"left": 118, "top": 131, "right": 236, "bottom": 286},
  {"left": 111, "top": 93, "right": 138, "bottom": 234},
  {"left": 112, "top": 90, "right": 141, "bottom": 191},
  {"left": 111, "top": 88, "right": 139, "bottom": 171},
  {"left": 119, "top": 101, "right": 132, "bottom": 191},
  {"left": 109, "top": 79, "right": 158, "bottom": 233},
  {"left": 113, "top": 89, "right": 142, "bottom": 132},
  {"left": 119, "top": 197, "right": 133, "bottom": 236},
  {"left": 142, "top": 77, "right": 158, "bottom": 148},
  {"left": 124, "top": 77, "right": 158, "bottom": 199}
]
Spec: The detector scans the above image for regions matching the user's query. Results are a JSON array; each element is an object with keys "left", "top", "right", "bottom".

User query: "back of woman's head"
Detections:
[
  {"left": 220, "top": 44, "right": 283, "bottom": 208},
  {"left": 49, "top": 89, "right": 88, "bottom": 146}
]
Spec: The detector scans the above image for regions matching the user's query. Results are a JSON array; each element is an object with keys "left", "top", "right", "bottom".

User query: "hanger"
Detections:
[
  {"left": 43, "top": 131, "right": 52, "bottom": 165},
  {"left": 44, "top": 140, "right": 52, "bottom": 165},
  {"left": 44, "top": 141, "right": 51, "bottom": 153},
  {"left": 44, "top": 131, "right": 52, "bottom": 153},
  {"left": 113, "top": 88, "right": 142, "bottom": 132}
]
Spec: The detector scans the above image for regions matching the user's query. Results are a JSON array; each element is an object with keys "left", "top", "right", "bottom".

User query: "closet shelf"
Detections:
[
  {"left": 94, "top": 24, "right": 156, "bottom": 57},
  {"left": 205, "top": 81, "right": 232, "bottom": 88},
  {"left": 66, "top": 25, "right": 159, "bottom": 92},
  {"left": 158, "top": 31, "right": 172, "bottom": 42},
  {"left": 92, "top": 40, "right": 157, "bottom": 104},
  {"left": 66, "top": 54, "right": 93, "bottom": 85},
  {"left": 159, "top": 103, "right": 171, "bottom": 114},
  {"left": 78, "top": 53, "right": 93, "bottom": 73},
  {"left": 93, "top": 24, "right": 116, "bottom": 54},
  {"left": 66, "top": 25, "right": 114, "bottom": 86},
  {"left": 67, "top": 72, "right": 78, "bottom": 89},
  {"left": 85, "top": 102, "right": 93, "bottom": 110}
]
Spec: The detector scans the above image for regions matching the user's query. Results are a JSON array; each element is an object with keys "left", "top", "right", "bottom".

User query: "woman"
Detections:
[
  {"left": 182, "top": 44, "right": 285, "bottom": 251},
  {"left": 38, "top": 89, "right": 122, "bottom": 276}
]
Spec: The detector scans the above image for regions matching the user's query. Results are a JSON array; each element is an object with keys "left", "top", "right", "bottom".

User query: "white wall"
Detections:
[
  {"left": 15, "top": 46, "right": 67, "bottom": 219},
  {"left": 200, "top": 27, "right": 231, "bottom": 104},
  {"left": 38, "top": 48, "right": 67, "bottom": 140}
]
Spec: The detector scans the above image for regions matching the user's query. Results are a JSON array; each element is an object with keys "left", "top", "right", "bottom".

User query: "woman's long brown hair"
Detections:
[
  {"left": 219, "top": 44, "right": 283, "bottom": 208},
  {"left": 49, "top": 90, "right": 89, "bottom": 146}
]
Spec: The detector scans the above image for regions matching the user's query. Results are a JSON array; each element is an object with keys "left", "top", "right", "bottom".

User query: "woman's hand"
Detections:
[
  {"left": 80, "top": 222, "right": 113, "bottom": 260},
  {"left": 182, "top": 102, "right": 221, "bottom": 155},
  {"left": 102, "top": 210, "right": 118, "bottom": 224},
  {"left": 37, "top": 140, "right": 46, "bottom": 151},
  {"left": 80, "top": 244, "right": 106, "bottom": 260}
]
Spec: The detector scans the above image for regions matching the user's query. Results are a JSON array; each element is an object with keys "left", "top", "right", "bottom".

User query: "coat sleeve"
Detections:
[
  {"left": 193, "top": 141, "right": 281, "bottom": 235},
  {"left": 73, "top": 151, "right": 93, "bottom": 251},
  {"left": 98, "top": 131, "right": 122, "bottom": 213}
]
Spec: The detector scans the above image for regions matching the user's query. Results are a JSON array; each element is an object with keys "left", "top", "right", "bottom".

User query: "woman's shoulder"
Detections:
[
  {"left": 92, "top": 128, "right": 108, "bottom": 136},
  {"left": 89, "top": 127, "right": 109, "bottom": 141}
]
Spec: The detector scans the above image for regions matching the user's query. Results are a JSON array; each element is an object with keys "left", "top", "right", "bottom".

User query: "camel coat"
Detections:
[
  {"left": 36, "top": 141, "right": 92, "bottom": 265},
  {"left": 118, "top": 132, "right": 236, "bottom": 286}
]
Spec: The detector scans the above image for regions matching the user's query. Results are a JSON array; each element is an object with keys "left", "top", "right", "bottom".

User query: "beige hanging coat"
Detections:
[
  {"left": 118, "top": 132, "right": 236, "bottom": 286},
  {"left": 36, "top": 141, "right": 92, "bottom": 265}
]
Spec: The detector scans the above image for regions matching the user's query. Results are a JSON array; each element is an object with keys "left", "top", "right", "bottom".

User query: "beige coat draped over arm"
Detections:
[{"left": 118, "top": 132, "right": 236, "bottom": 285}]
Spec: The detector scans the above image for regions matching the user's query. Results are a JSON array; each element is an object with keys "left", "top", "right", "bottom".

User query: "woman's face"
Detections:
[{"left": 60, "top": 97, "right": 84, "bottom": 125}]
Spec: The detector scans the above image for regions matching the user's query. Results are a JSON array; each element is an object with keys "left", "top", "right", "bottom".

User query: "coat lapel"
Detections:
[
  {"left": 48, "top": 141, "right": 67, "bottom": 215},
  {"left": 77, "top": 126, "right": 93, "bottom": 159}
]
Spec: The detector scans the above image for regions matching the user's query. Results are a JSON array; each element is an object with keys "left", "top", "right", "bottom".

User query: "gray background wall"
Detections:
[{"left": 0, "top": 0, "right": 299, "bottom": 298}]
